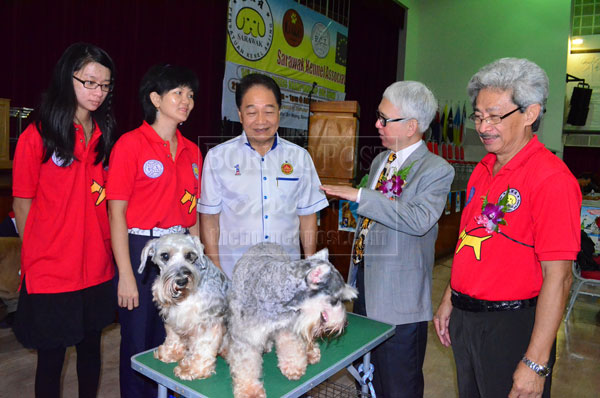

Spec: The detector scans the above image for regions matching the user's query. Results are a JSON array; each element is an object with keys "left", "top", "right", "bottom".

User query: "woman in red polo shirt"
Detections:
[
  {"left": 12, "top": 42, "right": 117, "bottom": 398},
  {"left": 106, "top": 64, "right": 201, "bottom": 398}
]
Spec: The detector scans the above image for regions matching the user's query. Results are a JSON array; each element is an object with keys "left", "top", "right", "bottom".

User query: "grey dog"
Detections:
[
  {"left": 222, "top": 242, "right": 358, "bottom": 398},
  {"left": 139, "top": 233, "right": 229, "bottom": 380}
]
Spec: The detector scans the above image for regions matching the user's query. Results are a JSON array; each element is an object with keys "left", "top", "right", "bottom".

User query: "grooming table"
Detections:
[{"left": 131, "top": 313, "right": 395, "bottom": 398}]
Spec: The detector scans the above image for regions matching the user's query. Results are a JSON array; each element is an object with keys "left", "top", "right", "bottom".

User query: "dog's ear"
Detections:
[
  {"left": 188, "top": 235, "right": 205, "bottom": 255},
  {"left": 187, "top": 235, "right": 210, "bottom": 270},
  {"left": 341, "top": 284, "right": 359, "bottom": 301},
  {"left": 138, "top": 239, "right": 157, "bottom": 274},
  {"left": 306, "top": 263, "right": 332, "bottom": 290},
  {"left": 308, "top": 248, "right": 329, "bottom": 262}
]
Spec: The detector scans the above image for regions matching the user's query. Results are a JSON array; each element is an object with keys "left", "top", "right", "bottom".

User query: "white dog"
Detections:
[{"left": 139, "top": 234, "right": 229, "bottom": 380}]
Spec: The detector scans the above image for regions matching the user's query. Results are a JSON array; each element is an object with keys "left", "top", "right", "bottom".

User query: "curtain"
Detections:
[
  {"left": 2, "top": 0, "right": 405, "bottom": 164},
  {"left": 346, "top": 0, "right": 405, "bottom": 177},
  {"left": 1, "top": 0, "right": 227, "bottom": 155}
]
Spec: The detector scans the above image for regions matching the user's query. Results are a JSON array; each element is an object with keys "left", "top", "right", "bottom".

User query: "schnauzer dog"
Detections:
[
  {"left": 139, "top": 233, "right": 229, "bottom": 380},
  {"left": 223, "top": 242, "right": 358, "bottom": 398}
]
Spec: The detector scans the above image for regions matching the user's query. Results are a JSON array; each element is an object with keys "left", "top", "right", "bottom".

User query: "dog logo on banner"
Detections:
[{"left": 227, "top": 0, "right": 274, "bottom": 61}]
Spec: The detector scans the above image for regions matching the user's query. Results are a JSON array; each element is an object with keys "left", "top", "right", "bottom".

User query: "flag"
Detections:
[
  {"left": 431, "top": 109, "right": 441, "bottom": 143},
  {"left": 441, "top": 103, "right": 448, "bottom": 142},
  {"left": 460, "top": 103, "right": 467, "bottom": 145},
  {"left": 447, "top": 106, "right": 454, "bottom": 143},
  {"left": 453, "top": 104, "right": 461, "bottom": 145}
]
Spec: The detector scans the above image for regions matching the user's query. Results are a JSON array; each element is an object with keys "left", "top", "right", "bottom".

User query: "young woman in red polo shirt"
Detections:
[
  {"left": 12, "top": 42, "right": 117, "bottom": 398},
  {"left": 106, "top": 64, "right": 201, "bottom": 398}
]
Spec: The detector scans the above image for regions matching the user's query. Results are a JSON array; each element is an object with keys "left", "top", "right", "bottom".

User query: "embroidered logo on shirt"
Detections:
[
  {"left": 497, "top": 188, "right": 521, "bottom": 213},
  {"left": 192, "top": 163, "right": 199, "bottom": 179},
  {"left": 90, "top": 180, "right": 106, "bottom": 206},
  {"left": 234, "top": 164, "right": 241, "bottom": 176},
  {"left": 180, "top": 190, "right": 197, "bottom": 213},
  {"left": 51, "top": 152, "right": 73, "bottom": 167},
  {"left": 143, "top": 160, "right": 164, "bottom": 178},
  {"left": 281, "top": 162, "right": 293, "bottom": 175}
]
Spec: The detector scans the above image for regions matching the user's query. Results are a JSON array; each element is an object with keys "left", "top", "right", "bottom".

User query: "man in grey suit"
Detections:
[{"left": 321, "top": 81, "right": 454, "bottom": 398}]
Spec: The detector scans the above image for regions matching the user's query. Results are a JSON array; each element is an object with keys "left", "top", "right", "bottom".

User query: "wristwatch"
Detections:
[{"left": 521, "top": 356, "right": 551, "bottom": 377}]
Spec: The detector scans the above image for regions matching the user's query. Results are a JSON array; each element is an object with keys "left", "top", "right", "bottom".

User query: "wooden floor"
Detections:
[{"left": 1, "top": 257, "right": 599, "bottom": 397}]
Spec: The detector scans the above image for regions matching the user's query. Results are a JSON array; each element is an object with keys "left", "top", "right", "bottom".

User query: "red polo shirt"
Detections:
[
  {"left": 13, "top": 123, "right": 114, "bottom": 294},
  {"left": 106, "top": 121, "right": 201, "bottom": 229},
  {"left": 451, "top": 135, "right": 581, "bottom": 301}
]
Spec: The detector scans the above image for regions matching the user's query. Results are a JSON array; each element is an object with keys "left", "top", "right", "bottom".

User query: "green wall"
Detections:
[{"left": 398, "top": 0, "right": 571, "bottom": 155}]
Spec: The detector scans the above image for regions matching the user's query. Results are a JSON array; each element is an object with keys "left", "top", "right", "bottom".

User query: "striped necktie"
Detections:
[{"left": 352, "top": 152, "right": 396, "bottom": 265}]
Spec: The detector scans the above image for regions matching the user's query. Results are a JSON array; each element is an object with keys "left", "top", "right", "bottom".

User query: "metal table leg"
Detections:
[
  {"left": 158, "top": 384, "right": 168, "bottom": 398},
  {"left": 361, "top": 352, "right": 371, "bottom": 395}
]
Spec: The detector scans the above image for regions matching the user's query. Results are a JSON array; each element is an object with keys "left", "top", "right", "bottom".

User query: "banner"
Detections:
[{"left": 223, "top": 0, "right": 348, "bottom": 129}]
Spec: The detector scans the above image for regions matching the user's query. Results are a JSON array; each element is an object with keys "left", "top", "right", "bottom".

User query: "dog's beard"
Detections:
[
  {"left": 155, "top": 267, "right": 197, "bottom": 305},
  {"left": 293, "top": 295, "right": 348, "bottom": 344}
]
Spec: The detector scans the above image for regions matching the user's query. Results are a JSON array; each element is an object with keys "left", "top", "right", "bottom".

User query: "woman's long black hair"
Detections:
[{"left": 36, "top": 42, "right": 116, "bottom": 166}]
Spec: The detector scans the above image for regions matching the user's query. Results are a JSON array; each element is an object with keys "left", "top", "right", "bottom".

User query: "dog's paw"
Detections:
[
  {"left": 307, "top": 344, "right": 321, "bottom": 364},
  {"left": 278, "top": 359, "right": 306, "bottom": 380},
  {"left": 173, "top": 363, "right": 215, "bottom": 380},
  {"left": 154, "top": 344, "right": 184, "bottom": 363},
  {"left": 233, "top": 380, "right": 266, "bottom": 398},
  {"left": 174, "top": 365, "right": 197, "bottom": 380}
]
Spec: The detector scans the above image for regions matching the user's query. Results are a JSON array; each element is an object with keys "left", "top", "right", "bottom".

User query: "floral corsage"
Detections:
[
  {"left": 475, "top": 186, "right": 510, "bottom": 233},
  {"left": 378, "top": 161, "right": 416, "bottom": 200}
]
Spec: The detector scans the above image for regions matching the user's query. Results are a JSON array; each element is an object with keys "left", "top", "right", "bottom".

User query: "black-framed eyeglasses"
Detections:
[
  {"left": 73, "top": 75, "right": 113, "bottom": 93},
  {"left": 468, "top": 107, "right": 522, "bottom": 125},
  {"left": 375, "top": 110, "right": 408, "bottom": 127}
]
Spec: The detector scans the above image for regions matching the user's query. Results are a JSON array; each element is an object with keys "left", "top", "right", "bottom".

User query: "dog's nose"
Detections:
[{"left": 175, "top": 277, "right": 187, "bottom": 287}]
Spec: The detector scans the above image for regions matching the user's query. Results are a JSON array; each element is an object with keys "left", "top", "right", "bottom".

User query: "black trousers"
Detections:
[
  {"left": 354, "top": 265, "right": 428, "bottom": 398},
  {"left": 449, "top": 307, "right": 555, "bottom": 398}
]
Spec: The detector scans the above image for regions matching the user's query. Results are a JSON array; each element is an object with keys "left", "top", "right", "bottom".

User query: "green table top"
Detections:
[{"left": 132, "top": 313, "right": 394, "bottom": 398}]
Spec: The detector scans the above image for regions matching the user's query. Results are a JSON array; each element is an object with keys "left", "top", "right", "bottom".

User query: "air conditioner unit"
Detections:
[{"left": 563, "top": 133, "right": 600, "bottom": 147}]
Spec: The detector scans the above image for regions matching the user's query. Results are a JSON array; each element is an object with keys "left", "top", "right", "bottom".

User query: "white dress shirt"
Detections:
[{"left": 198, "top": 132, "right": 328, "bottom": 277}]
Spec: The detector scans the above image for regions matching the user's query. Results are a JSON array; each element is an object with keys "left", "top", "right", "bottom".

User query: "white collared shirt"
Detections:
[
  {"left": 357, "top": 140, "right": 424, "bottom": 203},
  {"left": 198, "top": 132, "right": 328, "bottom": 277}
]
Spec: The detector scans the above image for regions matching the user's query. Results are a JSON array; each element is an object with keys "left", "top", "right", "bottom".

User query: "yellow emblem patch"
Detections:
[{"left": 281, "top": 162, "right": 293, "bottom": 175}]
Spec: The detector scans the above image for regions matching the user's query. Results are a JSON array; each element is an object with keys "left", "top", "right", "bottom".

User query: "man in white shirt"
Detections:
[
  {"left": 198, "top": 74, "right": 328, "bottom": 278},
  {"left": 322, "top": 81, "right": 454, "bottom": 398}
]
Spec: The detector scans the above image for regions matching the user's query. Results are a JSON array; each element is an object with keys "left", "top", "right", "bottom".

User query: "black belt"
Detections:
[{"left": 451, "top": 290, "right": 537, "bottom": 312}]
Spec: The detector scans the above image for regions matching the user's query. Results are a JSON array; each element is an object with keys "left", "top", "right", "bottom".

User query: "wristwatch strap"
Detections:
[{"left": 521, "top": 356, "right": 551, "bottom": 377}]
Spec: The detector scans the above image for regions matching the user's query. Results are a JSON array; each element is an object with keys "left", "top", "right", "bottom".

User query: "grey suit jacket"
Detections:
[{"left": 349, "top": 142, "right": 454, "bottom": 325}]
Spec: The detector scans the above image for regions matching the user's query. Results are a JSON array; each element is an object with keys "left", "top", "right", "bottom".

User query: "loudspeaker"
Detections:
[{"left": 567, "top": 83, "right": 592, "bottom": 126}]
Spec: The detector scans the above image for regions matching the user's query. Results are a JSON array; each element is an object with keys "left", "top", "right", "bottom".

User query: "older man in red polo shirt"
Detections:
[{"left": 434, "top": 58, "right": 581, "bottom": 398}]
